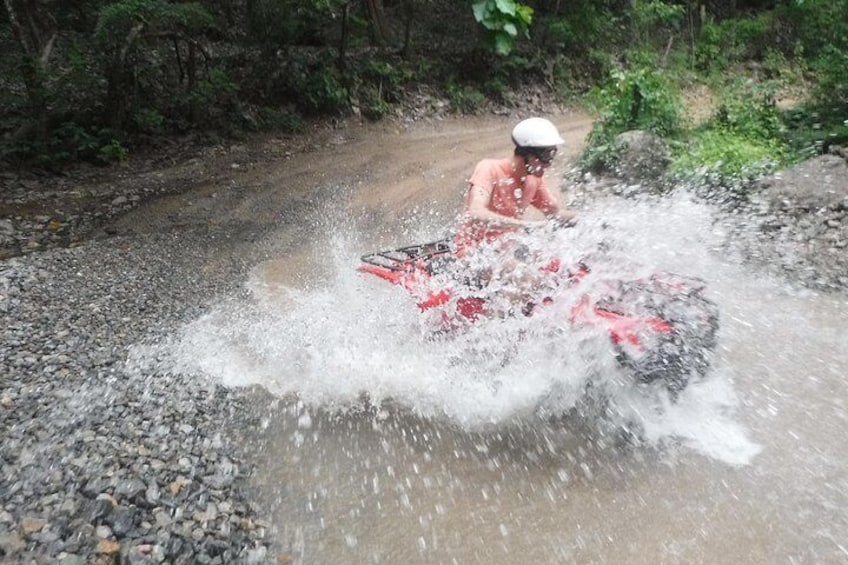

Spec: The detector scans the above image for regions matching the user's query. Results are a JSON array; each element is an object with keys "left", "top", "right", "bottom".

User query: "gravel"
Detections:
[
  {"left": 0, "top": 226, "right": 279, "bottom": 563},
  {"left": 716, "top": 153, "right": 848, "bottom": 290}
]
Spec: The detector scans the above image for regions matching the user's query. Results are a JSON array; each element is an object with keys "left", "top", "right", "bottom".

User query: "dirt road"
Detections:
[{"left": 112, "top": 111, "right": 593, "bottom": 237}]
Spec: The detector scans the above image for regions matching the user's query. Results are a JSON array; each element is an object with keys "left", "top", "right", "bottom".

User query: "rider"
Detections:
[{"left": 455, "top": 116, "right": 577, "bottom": 251}]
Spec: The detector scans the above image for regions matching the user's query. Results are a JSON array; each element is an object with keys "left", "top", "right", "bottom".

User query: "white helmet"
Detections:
[{"left": 511, "top": 117, "right": 565, "bottom": 148}]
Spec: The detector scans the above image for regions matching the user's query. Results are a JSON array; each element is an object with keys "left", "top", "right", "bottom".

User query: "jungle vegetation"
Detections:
[{"left": 2, "top": 0, "right": 846, "bottom": 180}]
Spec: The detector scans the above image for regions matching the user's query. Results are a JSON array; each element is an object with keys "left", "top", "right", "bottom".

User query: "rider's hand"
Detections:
[
  {"left": 520, "top": 219, "right": 548, "bottom": 233},
  {"left": 551, "top": 209, "right": 577, "bottom": 229}
]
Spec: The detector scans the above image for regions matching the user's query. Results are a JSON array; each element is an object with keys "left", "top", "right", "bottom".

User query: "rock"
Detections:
[
  {"left": 87, "top": 496, "right": 116, "bottom": 522},
  {"left": 106, "top": 505, "right": 137, "bottom": 537},
  {"left": 144, "top": 483, "right": 161, "bottom": 506},
  {"left": 21, "top": 516, "right": 47, "bottom": 535},
  {"left": 243, "top": 546, "right": 267, "bottom": 564},
  {"left": 115, "top": 479, "right": 147, "bottom": 501},
  {"left": 755, "top": 154, "right": 848, "bottom": 208},
  {"left": 96, "top": 538, "right": 121, "bottom": 555},
  {"left": 0, "top": 532, "right": 26, "bottom": 554},
  {"left": 610, "top": 130, "right": 672, "bottom": 187}
]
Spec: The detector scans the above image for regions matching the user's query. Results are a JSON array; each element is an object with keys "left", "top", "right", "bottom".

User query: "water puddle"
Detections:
[{"left": 128, "top": 191, "right": 848, "bottom": 563}]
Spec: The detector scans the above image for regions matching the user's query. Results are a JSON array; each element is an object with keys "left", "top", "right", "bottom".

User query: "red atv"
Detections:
[{"left": 358, "top": 235, "right": 719, "bottom": 394}]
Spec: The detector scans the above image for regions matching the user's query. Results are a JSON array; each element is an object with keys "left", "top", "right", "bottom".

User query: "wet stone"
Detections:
[{"left": 106, "top": 505, "right": 137, "bottom": 537}]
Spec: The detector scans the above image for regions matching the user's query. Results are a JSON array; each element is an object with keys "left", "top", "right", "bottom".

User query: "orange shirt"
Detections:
[{"left": 457, "top": 158, "right": 558, "bottom": 245}]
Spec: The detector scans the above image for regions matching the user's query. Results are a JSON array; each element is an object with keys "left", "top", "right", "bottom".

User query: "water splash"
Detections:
[{"left": 130, "top": 190, "right": 764, "bottom": 465}]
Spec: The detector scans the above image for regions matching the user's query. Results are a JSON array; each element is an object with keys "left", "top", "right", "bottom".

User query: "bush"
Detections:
[
  {"left": 446, "top": 81, "right": 486, "bottom": 113},
  {"left": 303, "top": 67, "right": 349, "bottom": 115},
  {"left": 714, "top": 78, "right": 784, "bottom": 140},
  {"left": 695, "top": 14, "right": 774, "bottom": 72},
  {"left": 670, "top": 128, "right": 786, "bottom": 188},
  {"left": 98, "top": 139, "right": 129, "bottom": 163},
  {"left": 3, "top": 123, "right": 128, "bottom": 167},
  {"left": 669, "top": 78, "right": 792, "bottom": 188},
  {"left": 590, "top": 67, "right": 683, "bottom": 137},
  {"left": 187, "top": 67, "right": 240, "bottom": 130},
  {"left": 580, "top": 66, "right": 682, "bottom": 171},
  {"left": 782, "top": 104, "right": 848, "bottom": 159},
  {"left": 810, "top": 47, "right": 848, "bottom": 107}
]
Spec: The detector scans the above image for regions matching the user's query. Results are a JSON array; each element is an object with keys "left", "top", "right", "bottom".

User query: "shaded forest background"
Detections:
[{"left": 1, "top": 0, "right": 846, "bottom": 173}]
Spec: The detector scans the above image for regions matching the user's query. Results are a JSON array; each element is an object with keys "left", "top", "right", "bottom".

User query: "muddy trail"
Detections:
[
  {"left": 117, "top": 113, "right": 848, "bottom": 563},
  {"left": 5, "top": 111, "right": 847, "bottom": 564}
]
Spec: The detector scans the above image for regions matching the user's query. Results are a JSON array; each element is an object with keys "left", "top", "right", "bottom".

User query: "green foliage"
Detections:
[
  {"left": 543, "top": 2, "right": 622, "bottom": 55},
  {"left": 98, "top": 139, "right": 129, "bottom": 163},
  {"left": 670, "top": 81, "right": 792, "bottom": 187},
  {"left": 670, "top": 128, "right": 785, "bottom": 188},
  {"left": 695, "top": 14, "right": 774, "bottom": 72},
  {"left": 303, "top": 67, "right": 349, "bottom": 115},
  {"left": 349, "top": 59, "right": 410, "bottom": 120},
  {"left": 482, "top": 77, "right": 508, "bottom": 101},
  {"left": 359, "top": 86, "right": 392, "bottom": 120},
  {"left": 133, "top": 108, "right": 166, "bottom": 134},
  {"left": 472, "top": 0, "right": 534, "bottom": 56},
  {"left": 782, "top": 104, "right": 848, "bottom": 159},
  {"left": 47, "top": 123, "right": 105, "bottom": 162},
  {"left": 779, "top": 0, "right": 848, "bottom": 59},
  {"left": 714, "top": 79, "right": 784, "bottom": 140},
  {"left": 191, "top": 68, "right": 239, "bottom": 115},
  {"left": 244, "top": 0, "right": 347, "bottom": 53},
  {"left": 446, "top": 81, "right": 486, "bottom": 113},
  {"left": 810, "top": 46, "right": 848, "bottom": 106},
  {"left": 593, "top": 67, "right": 682, "bottom": 135},
  {"left": 581, "top": 66, "right": 682, "bottom": 170},
  {"left": 357, "top": 60, "right": 408, "bottom": 103},
  {"left": 95, "top": 0, "right": 215, "bottom": 48},
  {"left": 632, "top": 0, "right": 684, "bottom": 46},
  {"left": 2, "top": 123, "right": 128, "bottom": 167},
  {"left": 633, "top": 0, "right": 684, "bottom": 28},
  {"left": 3, "top": 0, "right": 845, "bottom": 173},
  {"left": 775, "top": 0, "right": 848, "bottom": 108}
]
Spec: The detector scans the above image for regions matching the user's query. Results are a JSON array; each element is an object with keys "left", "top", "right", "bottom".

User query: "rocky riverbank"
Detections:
[
  {"left": 0, "top": 227, "right": 280, "bottom": 562},
  {"left": 571, "top": 132, "right": 848, "bottom": 292},
  {"left": 726, "top": 154, "right": 848, "bottom": 290}
]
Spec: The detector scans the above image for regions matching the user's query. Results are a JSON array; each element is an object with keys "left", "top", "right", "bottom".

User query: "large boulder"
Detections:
[{"left": 610, "top": 130, "right": 672, "bottom": 187}]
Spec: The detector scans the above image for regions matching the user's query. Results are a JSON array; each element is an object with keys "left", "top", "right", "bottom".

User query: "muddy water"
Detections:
[
  {"left": 152, "top": 195, "right": 847, "bottom": 564},
  {"left": 129, "top": 116, "right": 848, "bottom": 563}
]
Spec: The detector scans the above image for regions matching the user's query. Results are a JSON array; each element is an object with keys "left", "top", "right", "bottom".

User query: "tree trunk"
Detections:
[
  {"left": 364, "top": 0, "right": 389, "bottom": 50},
  {"left": 104, "top": 22, "right": 145, "bottom": 130},
  {"left": 338, "top": 1, "right": 350, "bottom": 72},
  {"left": 401, "top": 0, "right": 413, "bottom": 58},
  {"left": 3, "top": 0, "right": 57, "bottom": 142},
  {"left": 187, "top": 42, "right": 198, "bottom": 123}
]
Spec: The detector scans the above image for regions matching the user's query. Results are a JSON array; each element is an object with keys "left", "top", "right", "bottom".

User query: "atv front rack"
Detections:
[{"left": 360, "top": 238, "right": 453, "bottom": 271}]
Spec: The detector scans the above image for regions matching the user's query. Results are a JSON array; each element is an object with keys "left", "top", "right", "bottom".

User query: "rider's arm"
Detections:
[
  {"left": 466, "top": 183, "right": 540, "bottom": 229},
  {"left": 531, "top": 181, "right": 577, "bottom": 222}
]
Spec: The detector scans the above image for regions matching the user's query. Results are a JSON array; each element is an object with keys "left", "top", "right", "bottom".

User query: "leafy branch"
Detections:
[{"left": 471, "top": 0, "right": 533, "bottom": 55}]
